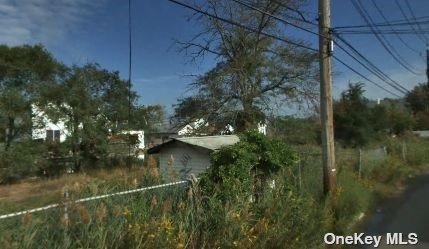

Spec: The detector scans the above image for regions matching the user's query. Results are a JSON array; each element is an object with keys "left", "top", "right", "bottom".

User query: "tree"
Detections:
[
  {"left": 334, "top": 83, "right": 373, "bottom": 147},
  {"left": 267, "top": 115, "right": 320, "bottom": 145},
  {"left": 334, "top": 83, "right": 413, "bottom": 147},
  {"left": 44, "top": 64, "right": 137, "bottom": 170},
  {"left": 130, "top": 105, "right": 166, "bottom": 133},
  {"left": 405, "top": 83, "right": 429, "bottom": 129},
  {"left": 0, "top": 44, "right": 64, "bottom": 150},
  {"left": 172, "top": 0, "right": 319, "bottom": 133}
]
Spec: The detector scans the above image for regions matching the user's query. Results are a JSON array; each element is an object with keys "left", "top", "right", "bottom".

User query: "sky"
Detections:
[{"left": 1, "top": 0, "right": 428, "bottom": 115}]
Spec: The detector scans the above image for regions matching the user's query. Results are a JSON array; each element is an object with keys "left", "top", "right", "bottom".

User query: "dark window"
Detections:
[
  {"left": 54, "top": 130, "right": 60, "bottom": 142},
  {"left": 46, "top": 130, "right": 53, "bottom": 142},
  {"left": 46, "top": 130, "right": 61, "bottom": 142}
]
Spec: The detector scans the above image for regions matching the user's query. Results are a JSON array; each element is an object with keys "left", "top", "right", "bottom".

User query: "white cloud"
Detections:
[{"left": 0, "top": 0, "right": 105, "bottom": 46}]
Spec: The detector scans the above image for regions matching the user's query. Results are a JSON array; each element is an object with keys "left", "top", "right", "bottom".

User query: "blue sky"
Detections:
[{"left": 1, "top": 0, "right": 428, "bottom": 115}]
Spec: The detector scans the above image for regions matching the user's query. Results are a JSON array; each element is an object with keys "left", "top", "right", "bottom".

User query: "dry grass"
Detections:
[{"left": 0, "top": 166, "right": 148, "bottom": 213}]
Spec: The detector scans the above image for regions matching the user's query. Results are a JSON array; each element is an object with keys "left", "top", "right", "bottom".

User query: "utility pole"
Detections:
[
  {"left": 426, "top": 45, "right": 429, "bottom": 88},
  {"left": 318, "top": 0, "right": 336, "bottom": 196}
]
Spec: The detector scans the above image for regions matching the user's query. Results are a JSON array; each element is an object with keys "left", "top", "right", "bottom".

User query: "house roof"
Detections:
[{"left": 147, "top": 135, "right": 239, "bottom": 153}]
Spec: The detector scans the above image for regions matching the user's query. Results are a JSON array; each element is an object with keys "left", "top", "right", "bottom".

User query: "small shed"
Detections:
[{"left": 147, "top": 135, "right": 239, "bottom": 180}]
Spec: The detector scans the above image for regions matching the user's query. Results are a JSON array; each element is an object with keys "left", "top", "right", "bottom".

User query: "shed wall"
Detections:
[{"left": 157, "top": 142, "right": 212, "bottom": 180}]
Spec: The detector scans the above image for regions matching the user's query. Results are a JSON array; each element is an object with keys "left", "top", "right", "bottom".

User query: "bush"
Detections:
[
  {"left": 0, "top": 140, "right": 49, "bottom": 183},
  {"left": 199, "top": 130, "right": 297, "bottom": 203}
]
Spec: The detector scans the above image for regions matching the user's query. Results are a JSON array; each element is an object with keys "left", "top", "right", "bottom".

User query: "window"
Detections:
[{"left": 46, "top": 130, "right": 61, "bottom": 142}]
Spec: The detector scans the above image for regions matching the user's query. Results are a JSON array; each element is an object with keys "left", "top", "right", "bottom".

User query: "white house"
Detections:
[
  {"left": 177, "top": 118, "right": 267, "bottom": 136},
  {"left": 31, "top": 104, "right": 70, "bottom": 142},
  {"left": 31, "top": 105, "right": 145, "bottom": 157}
]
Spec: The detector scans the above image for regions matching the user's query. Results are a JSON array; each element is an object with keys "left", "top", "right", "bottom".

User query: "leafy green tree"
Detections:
[
  {"left": 44, "top": 64, "right": 137, "bottom": 170},
  {"left": 334, "top": 83, "right": 374, "bottom": 147},
  {"left": 334, "top": 84, "right": 413, "bottom": 147},
  {"left": 130, "top": 104, "right": 166, "bottom": 133},
  {"left": 0, "top": 44, "right": 63, "bottom": 150},
  {"left": 405, "top": 83, "right": 429, "bottom": 129},
  {"left": 172, "top": 0, "right": 318, "bottom": 133},
  {"left": 267, "top": 115, "right": 320, "bottom": 145}
]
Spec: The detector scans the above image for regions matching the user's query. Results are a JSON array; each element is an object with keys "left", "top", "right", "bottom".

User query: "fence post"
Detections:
[
  {"left": 298, "top": 157, "right": 302, "bottom": 194},
  {"left": 358, "top": 149, "right": 362, "bottom": 179},
  {"left": 63, "top": 188, "right": 69, "bottom": 248},
  {"left": 402, "top": 143, "right": 407, "bottom": 162}
]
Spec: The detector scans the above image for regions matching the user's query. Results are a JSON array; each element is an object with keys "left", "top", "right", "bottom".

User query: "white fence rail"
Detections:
[{"left": 0, "top": 180, "right": 188, "bottom": 220}]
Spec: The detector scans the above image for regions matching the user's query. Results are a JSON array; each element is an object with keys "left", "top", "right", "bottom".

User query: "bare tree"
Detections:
[{"left": 172, "top": 0, "right": 319, "bottom": 133}]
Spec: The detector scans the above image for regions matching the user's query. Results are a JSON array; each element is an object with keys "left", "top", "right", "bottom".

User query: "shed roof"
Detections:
[
  {"left": 147, "top": 135, "right": 239, "bottom": 153},
  {"left": 175, "top": 135, "right": 239, "bottom": 150},
  {"left": 412, "top": 130, "right": 429, "bottom": 138}
]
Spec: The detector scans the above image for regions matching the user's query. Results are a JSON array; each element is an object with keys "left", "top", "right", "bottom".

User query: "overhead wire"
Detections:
[
  {"left": 404, "top": 0, "right": 429, "bottom": 43},
  {"left": 370, "top": 0, "right": 421, "bottom": 55},
  {"left": 332, "top": 32, "right": 410, "bottom": 94},
  {"left": 395, "top": 0, "right": 427, "bottom": 44},
  {"left": 167, "top": 0, "right": 408, "bottom": 97},
  {"left": 332, "top": 55, "right": 401, "bottom": 98},
  {"left": 334, "top": 17, "right": 429, "bottom": 30},
  {"left": 231, "top": 0, "right": 410, "bottom": 95},
  {"left": 351, "top": 0, "right": 422, "bottom": 75},
  {"left": 166, "top": 0, "right": 318, "bottom": 52}
]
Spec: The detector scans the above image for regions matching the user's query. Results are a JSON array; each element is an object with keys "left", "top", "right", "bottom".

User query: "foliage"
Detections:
[
  {"left": 1, "top": 138, "right": 429, "bottom": 248},
  {"left": 334, "top": 83, "right": 374, "bottom": 147},
  {"left": 0, "top": 140, "right": 48, "bottom": 183},
  {"left": 405, "top": 83, "right": 429, "bottom": 129},
  {"left": 334, "top": 83, "right": 413, "bottom": 147},
  {"left": 0, "top": 44, "right": 166, "bottom": 179},
  {"left": 200, "top": 130, "right": 297, "bottom": 203},
  {"left": 267, "top": 115, "right": 320, "bottom": 144},
  {"left": 0, "top": 44, "right": 64, "bottom": 150},
  {"left": 172, "top": 0, "right": 319, "bottom": 133}
]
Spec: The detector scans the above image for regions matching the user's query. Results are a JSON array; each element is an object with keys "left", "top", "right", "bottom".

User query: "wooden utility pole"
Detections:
[
  {"left": 318, "top": 0, "right": 336, "bottom": 196},
  {"left": 426, "top": 45, "right": 429, "bottom": 88}
]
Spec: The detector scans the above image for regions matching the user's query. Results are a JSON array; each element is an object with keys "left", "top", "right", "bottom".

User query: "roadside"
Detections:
[{"left": 351, "top": 166, "right": 429, "bottom": 248}]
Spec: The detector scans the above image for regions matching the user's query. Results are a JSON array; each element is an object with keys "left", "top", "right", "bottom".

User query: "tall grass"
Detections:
[{"left": 1, "top": 138, "right": 429, "bottom": 248}]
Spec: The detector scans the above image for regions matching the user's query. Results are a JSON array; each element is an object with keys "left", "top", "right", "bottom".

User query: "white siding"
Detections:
[
  {"left": 157, "top": 143, "right": 212, "bottom": 180},
  {"left": 31, "top": 104, "right": 69, "bottom": 142}
]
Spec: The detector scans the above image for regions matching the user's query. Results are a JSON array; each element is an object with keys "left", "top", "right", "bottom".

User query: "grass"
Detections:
[
  {"left": 0, "top": 166, "right": 152, "bottom": 214},
  {"left": 0, "top": 138, "right": 428, "bottom": 248}
]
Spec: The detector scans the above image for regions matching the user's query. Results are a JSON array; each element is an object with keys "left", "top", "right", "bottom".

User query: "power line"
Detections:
[
  {"left": 332, "top": 32, "right": 410, "bottom": 94},
  {"left": 232, "top": 0, "right": 409, "bottom": 96},
  {"left": 370, "top": 0, "right": 423, "bottom": 55},
  {"left": 405, "top": 0, "right": 429, "bottom": 43},
  {"left": 271, "top": 0, "right": 318, "bottom": 26},
  {"left": 231, "top": 0, "right": 322, "bottom": 37},
  {"left": 334, "top": 40, "right": 407, "bottom": 95},
  {"left": 395, "top": 0, "right": 427, "bottom": 44},
  {"left": 167, "top": 0, "right": 406, "bottom": 97},
  {"left": 334, "top": 16, "right": 429, "bottom": 30},
  {"left": 336, "top": 29, "right": 429, "bottom": 35},
  {"left": 166, "top": 0, "right": 318, "bottom": 52},
  {"left": 332, "top": 55, "right": 401, "bottom": 98},
  {"left": 351, "top": 0, "right": 422, "bottom": 75},
  {"left": 232, "top": 0, "right": 410, "bottom": 95}
]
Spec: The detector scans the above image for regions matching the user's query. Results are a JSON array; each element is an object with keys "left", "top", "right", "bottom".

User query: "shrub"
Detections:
[
  {"left": 0, "top": 140, "right": 49, "bottom": 183},
  {"left": 199, "top": 130, "right": 297, "bottom": 203}
]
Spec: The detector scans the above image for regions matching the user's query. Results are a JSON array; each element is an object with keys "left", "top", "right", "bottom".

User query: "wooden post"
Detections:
[
  {"left": 358, "top": 149, "right": 362, "bottom": 179},
  {"left": 319, "top": 0, "right": 336, "bottom": 196}
]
